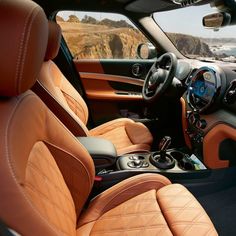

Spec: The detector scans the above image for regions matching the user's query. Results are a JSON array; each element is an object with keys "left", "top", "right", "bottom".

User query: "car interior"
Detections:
[{"left": 1, "top": 0, "right": 236, "bottom": 235}]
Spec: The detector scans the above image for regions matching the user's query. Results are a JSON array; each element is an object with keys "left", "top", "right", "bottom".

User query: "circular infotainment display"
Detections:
[{"left": 187, "top": 67, "right": 221, "bottom": 113}]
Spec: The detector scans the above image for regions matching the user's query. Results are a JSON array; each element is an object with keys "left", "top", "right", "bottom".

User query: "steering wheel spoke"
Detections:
[{"left": 142, "top": 52, "right": 177, "bottom": 102}]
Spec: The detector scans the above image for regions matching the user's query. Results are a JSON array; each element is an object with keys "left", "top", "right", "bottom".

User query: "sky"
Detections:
[{"left": 58, "top": 4, "right": 236, "bottom": 39}]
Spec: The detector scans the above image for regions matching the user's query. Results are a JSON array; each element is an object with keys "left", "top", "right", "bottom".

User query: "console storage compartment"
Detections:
[{"left": 77, "top": 137, "right": 117, "bottom": 169}]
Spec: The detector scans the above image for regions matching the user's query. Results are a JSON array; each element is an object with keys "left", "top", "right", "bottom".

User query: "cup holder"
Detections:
[
  {"left": 179, "top": 159, "right": 195, "bottom": 171},
  {"left": 170, "top": 151, "right": 194, "bottom": 171}
]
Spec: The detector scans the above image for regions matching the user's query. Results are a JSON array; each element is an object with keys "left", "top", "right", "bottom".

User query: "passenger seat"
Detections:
[{"left": 34, "top": 21, "right": 153, "bottom": 155}]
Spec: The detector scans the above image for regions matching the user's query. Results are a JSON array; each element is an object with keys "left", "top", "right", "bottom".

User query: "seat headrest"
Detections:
[
  {"left": 0, "top": 0, "right": 48, "bottom": 97},
  {"left": 44, "top": 21, "right": 62, "bottom": 61}
]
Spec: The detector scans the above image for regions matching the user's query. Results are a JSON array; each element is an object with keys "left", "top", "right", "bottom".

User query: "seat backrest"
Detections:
[
  {"left": 34, "top": 21, "right": 90, "bottom": 137},
  {"left": 0, "top": 1, "right": 95, "bottom": 235}
]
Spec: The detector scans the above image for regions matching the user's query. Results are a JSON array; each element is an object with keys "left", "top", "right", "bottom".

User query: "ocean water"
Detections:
[
  {"left": 212, "top": 46, "right": 236, "bottom": 57},
  {"left": 218, "top": 48, "right": 236, "bottom": 56}
]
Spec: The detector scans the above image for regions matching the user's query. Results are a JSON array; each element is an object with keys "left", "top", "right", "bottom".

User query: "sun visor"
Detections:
[{"left": 125, "top": 0, "right": 179, "bottom": 13}]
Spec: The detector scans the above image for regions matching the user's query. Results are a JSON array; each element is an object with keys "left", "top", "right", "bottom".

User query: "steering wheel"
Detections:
[{"left": 142, "top": 52, "right": 177, "bottom": 102}]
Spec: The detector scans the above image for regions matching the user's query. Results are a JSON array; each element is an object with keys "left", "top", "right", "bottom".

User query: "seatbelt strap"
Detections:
[
  {"left": 0, "top": 220, "right": 20, "bottom": 236},
  {"left": 32, "top": 81, "right": 89, "bottom": 136}
]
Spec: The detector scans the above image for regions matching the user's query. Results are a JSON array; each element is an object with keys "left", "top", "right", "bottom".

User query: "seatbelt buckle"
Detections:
[{"left": 94, "top": 175, "right": 103, "bottom": 182}]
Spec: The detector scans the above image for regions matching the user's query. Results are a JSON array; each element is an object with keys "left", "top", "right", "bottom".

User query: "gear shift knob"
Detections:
[
  {"left": 150, "top": 136, "right": 174, "bottom": 169},
  {"left": 159, "top": 136, "right": 171, "bottom": 151}
]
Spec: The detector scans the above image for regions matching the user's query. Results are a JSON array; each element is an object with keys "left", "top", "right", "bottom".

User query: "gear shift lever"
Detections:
[
  {"left": 159, "top": 136, "right": 171, "bottom": 161},
  {"left": 159, "top": 136, "right": 171, "bottom": 151},
  {"left": 150, "top": 136, "right": 175, "bottom": 169}
]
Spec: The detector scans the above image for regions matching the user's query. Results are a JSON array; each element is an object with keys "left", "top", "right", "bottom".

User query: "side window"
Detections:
[{"left": 56, "top": 11, "right": 151, "bottom": 60}]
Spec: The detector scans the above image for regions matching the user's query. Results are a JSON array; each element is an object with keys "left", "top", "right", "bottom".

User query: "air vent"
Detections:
[{"left": 224, "top": 80, "right": 236, "bottom": 105}]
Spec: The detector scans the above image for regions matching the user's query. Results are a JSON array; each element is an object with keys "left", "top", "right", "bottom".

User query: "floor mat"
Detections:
[{"left": 197, "top": 185, "right": 236, "bottom": 236}]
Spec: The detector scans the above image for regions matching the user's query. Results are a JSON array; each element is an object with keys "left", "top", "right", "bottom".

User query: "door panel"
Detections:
[
  {"left": 99, "top": 59, "right": 154, "bottom": 80},
  {"left": 74, "top": 59, "right": 154, "bottom": 78},
  {"left": 74, "top": 59, "right": 154, "bottom": 124},
  {"left": 80, "top": 73, "right": 143, "bottom": 100}
]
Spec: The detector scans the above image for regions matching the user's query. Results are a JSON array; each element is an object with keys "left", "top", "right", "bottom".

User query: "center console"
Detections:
[
  {"left": 117, "top": 136, "right": 199, "bottom": 171},
  {"left": 78, "top": 135, "right": 206, "bottom": 174},
  {"left": 78, "top": 135, "right": 209, "bottom": 195},
  {"left": 117, "top": 150, "right": 196, "bottom": 171}
]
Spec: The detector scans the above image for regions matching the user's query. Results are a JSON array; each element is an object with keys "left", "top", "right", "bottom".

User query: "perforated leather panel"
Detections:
[{"left": 25, "top": 142, "right": 76, "bottom": 236}]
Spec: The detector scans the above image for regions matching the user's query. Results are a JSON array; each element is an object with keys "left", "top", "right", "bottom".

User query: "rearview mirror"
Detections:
[
  {"left": 137, "top": 43, "right": 157, "bottom": 59},
  {"left": 203, "top": 12, "right": 231, "bottom": 29}
]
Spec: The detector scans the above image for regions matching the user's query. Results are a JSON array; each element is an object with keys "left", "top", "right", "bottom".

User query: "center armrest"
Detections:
[{"left": 77, "top": 137, "right": 117, "bottom": 169}]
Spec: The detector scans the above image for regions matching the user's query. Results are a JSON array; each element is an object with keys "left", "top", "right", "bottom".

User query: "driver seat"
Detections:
[
  {"left": 0, "top": 1, "right": 218, "bottom": 235},
  {"left": 35, "top": 21, "right": 153, "bottom": 155}
]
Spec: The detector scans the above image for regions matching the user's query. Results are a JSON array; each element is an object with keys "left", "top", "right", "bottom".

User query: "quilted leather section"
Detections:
[
  {"left": 96, "top": 126, "right": 133, "bottom": 150},
  {"left": 62, "top": 90, "right": 88, "bottom": 125},
  {"left": 157, "top": 184, "right": 218, "bottom": 236},
  {"left": 89, "top": 189, "right": 173, "bottom": 236},
  {"left": 25, "top": 142, "right": 77, "bottom": 236},
  {"left": 90, "top": 118, "right": 152, "bottom": 154},
  {"left": 125, "top": 122, "right": 153, "bottom": 145}
]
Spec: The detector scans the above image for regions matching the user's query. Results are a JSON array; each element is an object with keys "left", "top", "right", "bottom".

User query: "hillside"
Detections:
[
  {"left": 168, "top": 33, "right": 214, "bottom": 57},
  {"left": 57, "top": 16, "right": 146, "bottom": 59},
  {"left": 57, "top": 15, "right": 214, "bottom": 59}
]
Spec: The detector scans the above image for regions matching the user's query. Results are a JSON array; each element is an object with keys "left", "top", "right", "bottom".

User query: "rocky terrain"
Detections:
[
  {"left": 56, "top": 15, "right": 146, "bottom": 59},
  {"left": 56, "top": 15, "right": 214, "bottom": 59},
  {"left": 167, "top": 33, "right": 214, "bottom": 57}
]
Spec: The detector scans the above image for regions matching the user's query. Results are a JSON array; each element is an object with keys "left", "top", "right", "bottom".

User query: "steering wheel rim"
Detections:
[{"left": 142, "top": 52, "right": 177, "bottom": 102}]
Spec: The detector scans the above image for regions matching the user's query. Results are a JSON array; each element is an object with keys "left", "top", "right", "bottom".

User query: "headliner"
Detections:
[{"left": 33, "top": 0, "right": 201, "bottom": 17}]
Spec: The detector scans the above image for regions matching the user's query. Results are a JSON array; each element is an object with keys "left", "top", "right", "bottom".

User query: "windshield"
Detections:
[{"left": 153, "top": 4, "right": 236, "bottom": 62}]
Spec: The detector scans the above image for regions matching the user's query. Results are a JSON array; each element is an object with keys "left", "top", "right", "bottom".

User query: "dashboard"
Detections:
[
  {"left": 175, "top": 59, "right": 236, "bottom": 168},
  {"left": 176, "top": 60, "right": 236, "bottom": 115}
]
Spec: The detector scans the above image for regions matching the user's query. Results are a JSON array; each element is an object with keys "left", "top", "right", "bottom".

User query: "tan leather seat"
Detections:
[
  {"left": 34, "top": 21, "right": 153, "bottom": 155},
  {"left": 0, "top": 1, "right": 218, "bottom": 235}
]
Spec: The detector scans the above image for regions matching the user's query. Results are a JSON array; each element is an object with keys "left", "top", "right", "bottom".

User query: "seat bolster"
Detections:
[
  {"left": 89, "top": 118, "right": 135, "bottom": 136},
  {"left": 157, "top": 184, "right": 218, "bottom": 236},
  {"left": 125, "top": 121, "right": 153, "bottom": 145},
  {"left": 77, "top": 173, "right": 171, "bottom": 227}
]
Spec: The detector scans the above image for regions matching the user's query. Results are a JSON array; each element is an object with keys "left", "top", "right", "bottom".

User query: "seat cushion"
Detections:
[
  {"left": 89, "top": 118, "right": 153, "bottom": 155},
  {"left": 77, "top": 174, "right": 217, "bottom": 236}
]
